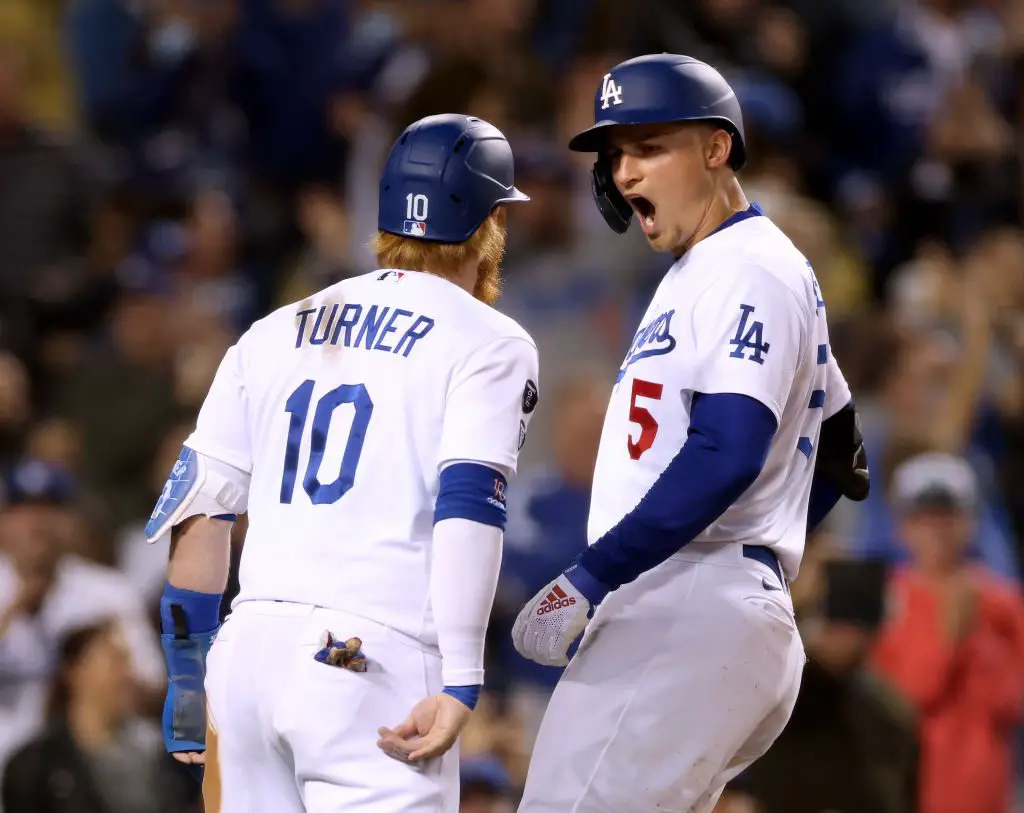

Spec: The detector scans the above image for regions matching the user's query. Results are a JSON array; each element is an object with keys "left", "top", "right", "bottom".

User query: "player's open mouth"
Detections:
[{"left": 627, "top": 195, "right": 656, "bottom": 233}]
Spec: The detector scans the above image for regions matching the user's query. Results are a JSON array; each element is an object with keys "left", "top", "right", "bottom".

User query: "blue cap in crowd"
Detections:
[
  {"left": 2, "top": 459, "right": 76, "bottom": 508},
  {"left": 460, "top": 755, "right": 513, "bottom": 797}
]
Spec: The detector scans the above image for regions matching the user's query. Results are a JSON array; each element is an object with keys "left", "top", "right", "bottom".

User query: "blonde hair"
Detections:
[{"left": 368, "top": 209, "right": 507, "bottom": 304}]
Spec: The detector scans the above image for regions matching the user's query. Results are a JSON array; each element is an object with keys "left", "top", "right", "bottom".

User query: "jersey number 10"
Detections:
[{"left": 279, "top": 380, "right": 374, "bottom": 505}]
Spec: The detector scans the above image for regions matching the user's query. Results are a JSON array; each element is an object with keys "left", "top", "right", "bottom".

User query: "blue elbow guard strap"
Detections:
[
  {"left": 443, "top": 684, "right": 481, "bottom": 710},
  {"left": 434, "top": 463, "right": 508, "bottom": 530},
  {"left": 160, "top": 585, "right": 221, "bottom": 753}
]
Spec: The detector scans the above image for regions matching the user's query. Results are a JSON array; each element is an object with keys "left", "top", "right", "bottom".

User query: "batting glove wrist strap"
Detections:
[{"left": 563, "top": 561, "right": 611, "bottom": 606}]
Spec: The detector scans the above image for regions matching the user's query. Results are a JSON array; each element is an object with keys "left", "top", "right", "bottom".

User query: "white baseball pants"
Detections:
[
  {"left": 202, "top": 600, "right": 458, "bottom": 813},
  {"left": 517, "top": 543, "right": 805, "bottom": 813}
]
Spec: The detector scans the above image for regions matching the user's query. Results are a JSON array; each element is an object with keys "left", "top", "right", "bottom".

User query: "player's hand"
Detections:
[
  {"left": 511, "top": 571, "right": 596, "bottom": 667},
  {"left": 171, "top": 751, "right": 206, "bottom": 766},
  {"left": 377, "top": 693, "right": 472, "bottom": 763}
]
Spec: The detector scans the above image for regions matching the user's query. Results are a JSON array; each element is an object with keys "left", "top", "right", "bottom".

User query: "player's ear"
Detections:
[{"left": 705, "top": 129, "right": 732, "bottom": 170}]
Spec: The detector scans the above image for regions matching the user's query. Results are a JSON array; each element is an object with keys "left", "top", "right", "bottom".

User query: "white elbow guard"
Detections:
[{"left": 144, "top": 446, "right": 250, "bottom": 544}]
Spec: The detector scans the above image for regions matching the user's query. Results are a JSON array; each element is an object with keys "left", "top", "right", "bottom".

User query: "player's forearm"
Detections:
[
  {"left": 167, "top": 516, "right": 233, "bottom": 594},
  {"left": 430, "top": 517, "right": 502, "bottom": 688},
  {"left": 161, "top": 516, "right": 232, "bottom": 641},
  {"left": 575, "top": 392, "right": 777, "bottom": 595}
]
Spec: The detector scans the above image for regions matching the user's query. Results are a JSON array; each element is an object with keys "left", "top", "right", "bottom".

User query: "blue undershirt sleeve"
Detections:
[
  {"left": 571, "top": 392, "right": 778, "bottom": 599},
  {"left": 807, "top": 474, "right": 842, "bottom": 533}
]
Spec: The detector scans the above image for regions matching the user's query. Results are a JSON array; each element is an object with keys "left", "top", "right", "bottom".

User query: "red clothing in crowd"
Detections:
[{"left": 872, "top": 566, "right": 1024, "bottom": 813}]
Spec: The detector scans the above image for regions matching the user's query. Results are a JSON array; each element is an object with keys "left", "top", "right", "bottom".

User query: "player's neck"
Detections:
[
  {"left": 677, "top": 178, "right": 749, "bottom": 257},
  {"left": 423, "top": 262, "right": 479, "bottom": 298}
]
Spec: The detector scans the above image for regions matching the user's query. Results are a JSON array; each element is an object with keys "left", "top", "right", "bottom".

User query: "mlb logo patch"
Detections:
[{"left": 403, "top": 220, "right": 426, "bottom": 237}]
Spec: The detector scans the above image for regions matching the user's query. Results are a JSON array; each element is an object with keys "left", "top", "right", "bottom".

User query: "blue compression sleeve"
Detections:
[
  {"left": 572, "top": 392, "right": 778, "bottom": 597},
  {"left": 807, "top": 473, "right": 842, "bottom": 532},
  {"left": 434, "top": 462, "right": 508, "bottom": 530}
]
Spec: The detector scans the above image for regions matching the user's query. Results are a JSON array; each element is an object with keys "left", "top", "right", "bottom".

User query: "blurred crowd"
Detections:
[{"left": 0, "top": 0, "right": 1021, "bottom": 811}]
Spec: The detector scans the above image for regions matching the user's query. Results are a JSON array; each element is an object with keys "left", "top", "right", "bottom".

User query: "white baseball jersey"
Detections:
[
  {"left": 184, "top": 269, "right": 539, "bottom": 644},
  {"left": 588, "top": 209, "right": 850, "bottom": 579}
]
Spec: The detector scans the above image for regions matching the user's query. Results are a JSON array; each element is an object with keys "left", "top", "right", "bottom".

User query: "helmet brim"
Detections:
[
  {"left": 568, "top": 120, "right": 621, "bottom": 153},
  {"left": 570, "top": 120, "right": 747, "bottom": 170},
  {"left": 496, "top": 186, "right": 531, "bottom": 204}
]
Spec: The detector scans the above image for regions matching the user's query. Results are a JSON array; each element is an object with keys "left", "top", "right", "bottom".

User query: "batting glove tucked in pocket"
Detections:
[
  {"left": 314, "top": 631, "right": 368, "bottom": 672},
  {"left": 511, "top": 575, "right": 592, "bottom": 667}
]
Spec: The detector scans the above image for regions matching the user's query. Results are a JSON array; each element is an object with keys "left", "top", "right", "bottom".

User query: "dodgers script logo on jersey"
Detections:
[{"left": 616, "top": 309, "right": 676, "bottom": 383}]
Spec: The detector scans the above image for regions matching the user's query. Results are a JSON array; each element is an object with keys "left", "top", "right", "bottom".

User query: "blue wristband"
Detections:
[
  {"left": 443, "top": 685, "right": 481, "bottom": 710},
  {"left": 160, "top": 584, "right": 222, "bottom": 635}
]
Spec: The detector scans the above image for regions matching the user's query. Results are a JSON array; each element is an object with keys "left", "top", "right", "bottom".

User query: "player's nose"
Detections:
[{"left": 613, "top": 153, "right": 641, "bottom": 193}]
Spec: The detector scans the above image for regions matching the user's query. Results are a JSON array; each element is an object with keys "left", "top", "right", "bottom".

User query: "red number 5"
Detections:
[{"left": 627, "top": 378, "right": 663, "bottom": 460}]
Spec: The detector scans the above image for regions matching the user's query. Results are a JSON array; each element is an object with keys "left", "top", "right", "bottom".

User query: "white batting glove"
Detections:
[{"left": 511, "top": 573, "right": 593, "bottom": 667}]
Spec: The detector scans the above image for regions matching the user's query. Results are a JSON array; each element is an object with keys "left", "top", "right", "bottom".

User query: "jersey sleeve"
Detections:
[
  {"left": 824, "top": 347, "right": 853, "bottom": 418},
  {"left": 689, "top": 264, "right": 808, "bottom": 422},
  {"left": 183, "top": 341, "right": 253, "bottom": 473},
  {"left": 437, "top": 335, "right": 539, "bottom": 475}
]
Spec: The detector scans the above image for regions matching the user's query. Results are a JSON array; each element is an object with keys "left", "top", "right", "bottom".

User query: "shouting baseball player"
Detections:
[
  {"left": 147, "top": 114, "right": 539, "bottom": 813},
  {"left": 511, "top": 54, "right": 870, "bottom": 812}
]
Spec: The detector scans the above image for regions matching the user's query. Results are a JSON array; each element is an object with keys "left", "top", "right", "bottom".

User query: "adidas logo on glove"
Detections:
[{"left": 537, "top": 585, "right": 577, "bottom": 615}]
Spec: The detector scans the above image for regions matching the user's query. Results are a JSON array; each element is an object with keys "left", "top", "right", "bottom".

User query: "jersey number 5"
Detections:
[
  {"left": 627, "top": 378, "right": 662, "bottom": 460},
  {"left": 279, "top": 380, "right": 374, "bottom": 505}
]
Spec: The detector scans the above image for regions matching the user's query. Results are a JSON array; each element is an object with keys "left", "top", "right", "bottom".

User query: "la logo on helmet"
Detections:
[{"left": 600, "top": 73, "right": 623, "bottom": 110}]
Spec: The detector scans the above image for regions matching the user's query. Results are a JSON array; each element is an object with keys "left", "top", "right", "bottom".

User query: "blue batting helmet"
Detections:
[
  {"left": 569, "top": 54, "right": 746, "bottom": 234},
  {"left": 378, "top": 114, "right": 530, "bottom": 244}
]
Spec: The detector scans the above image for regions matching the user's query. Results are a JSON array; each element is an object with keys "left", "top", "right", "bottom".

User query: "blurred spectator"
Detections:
[
  {"left": 0, "top": 459, "right": 164, "bottom": 771},
  {"left": 277, "top": 184, "right": 355, "bottom": 303},
  {"left": 498, "top": 373, "right": 608, "bottom": 742},
  {"left": 115, "top": 421, "right": 193, "bottom": 613},
  {"left": 53, "top": 259, "right": 186, "bottom": 540},
  {"left": 498, "top": 145, "right": 638, "bottom": 461},
  {"left": 0, "top": 0, "right": 75, "bottom": 130},
  {"left": 22, "top": 419, "right": 81, "bottom": 471},
  {"left": 872, "top": 451, "right": 1024, "bottom": 813},
  {"left": 723, "top": 558, "right": 919, "bottom": 813},
  {"left": 0, "top": 39, "right": 95, "bottom": 364},
  {"left": 175, "top": 189, "right": 255, "bottom": 338},
  {"left": 232, "top": 0, "right": 350, "bottom": 191},
  {"left": 459, "top": 691, "right": 530, "bottom": 791},
  {"left": 459, "top": 754, "right": 517, "bottom": 813},
  {"left": 1, "top": 619, "right": 191, "bottom": 813},
  {"left": 0, "top": 354, "right": 29, "bottom": 465},
  {"left": 850, "top": 255, "right": 1021, "bottom": 579}
]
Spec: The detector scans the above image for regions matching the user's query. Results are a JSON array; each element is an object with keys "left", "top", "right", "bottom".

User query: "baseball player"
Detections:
[
  {"left": 146, "top": 114, "right": 539, "bottom": 813},
  {"left": 510, "top": 55, "right": 871, "bottom": 813}
]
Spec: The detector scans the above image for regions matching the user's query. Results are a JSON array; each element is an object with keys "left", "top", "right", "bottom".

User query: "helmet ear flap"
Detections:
[{"left": 591, "top": 156, "right": 632, "bottom": 234}]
